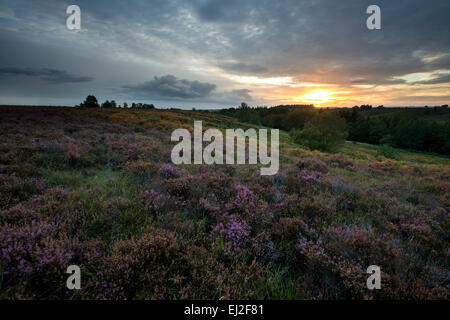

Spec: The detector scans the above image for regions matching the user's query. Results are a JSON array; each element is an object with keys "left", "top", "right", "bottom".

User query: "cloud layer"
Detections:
[
  {"left": 122, "top": 75, "right": 216, "bottom": 99},
  {"left": 0, "top": 0, "right": 449, "bottom": 107},
  {"left": 0, "top": 67, "right": 93, "bottom": 83}
]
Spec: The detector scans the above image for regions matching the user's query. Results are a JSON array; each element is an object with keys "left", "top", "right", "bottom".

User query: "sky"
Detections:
[{"left": 0, "top": 0, "right": 449, "bottom": 108}]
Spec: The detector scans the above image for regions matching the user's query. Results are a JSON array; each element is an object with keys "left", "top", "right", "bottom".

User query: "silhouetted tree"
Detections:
[
  {"left": 240, "top": 102, "right": 250, "bottom": 109},
  {"left": 142, "top": 104, "right": 155, "bottom": 109},
  {"left": 101, "top": 100, "right": 113, "bottom": 108},
  {"left": 360, "top": 104, "right": 373, "bottom": 111},
  {"left": 80, "top": 95, "right": 99, "bottom": 108}
]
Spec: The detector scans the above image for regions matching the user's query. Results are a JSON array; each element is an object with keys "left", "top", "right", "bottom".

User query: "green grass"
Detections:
[{"left": 340, "top": 141, "right": 450, "bottom": 166}]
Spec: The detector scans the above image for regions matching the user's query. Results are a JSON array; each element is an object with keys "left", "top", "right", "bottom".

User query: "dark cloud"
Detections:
[
  {"left": 122, "top": 75, "right": 216, "bottom": 99},
  {"left": 350, "top": 78, "right": 405, "bottom": 85},
  {"left": 0, "top": 66, "right": 93, "bottom": 83},
  {"left": 413, "top": 74, "right": 450, "bottom": 85},
  {"left": 192, "top": 0, "right": 252, "bottom": 22},
  {"left": 229, "top": 89, "right": 253, "bottom": 101},
  {"left": 218, "top": 62, "right": 268, "bottom": 74},
  {"left": 191, "top": 0, "right": 450, "bottom": 84},
  {"left": 210, "top": 89, "right": 254, "bottom": 104}
]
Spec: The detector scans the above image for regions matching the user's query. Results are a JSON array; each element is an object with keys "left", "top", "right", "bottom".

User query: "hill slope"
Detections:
[{"left": 0, "top": 106, "right": 449, "bottom": 299}]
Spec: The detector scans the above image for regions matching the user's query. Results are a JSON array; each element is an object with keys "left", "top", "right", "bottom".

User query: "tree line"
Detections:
[
  {"left": 219, "top": 103, "right": 450, "bottom": 155},
  {"left": 78, "top": 95, "right": 155, "bottom": 109}
]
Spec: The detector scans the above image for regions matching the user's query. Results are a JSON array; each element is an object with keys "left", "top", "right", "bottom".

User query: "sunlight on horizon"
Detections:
[{"left": 295, "top": 90, "right": 334, "bottom": 105}]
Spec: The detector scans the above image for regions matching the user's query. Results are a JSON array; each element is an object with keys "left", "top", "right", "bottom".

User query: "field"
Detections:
[{"left": 0, "top": 106, "right": 449, "bottom": 299}]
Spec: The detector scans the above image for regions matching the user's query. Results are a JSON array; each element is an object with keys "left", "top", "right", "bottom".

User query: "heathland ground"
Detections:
[{"left": 0, "top": 106, "right": 448, "bottom": 299}]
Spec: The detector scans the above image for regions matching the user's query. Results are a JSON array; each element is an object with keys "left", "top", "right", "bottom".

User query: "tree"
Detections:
[
  {"left": 291, "top": 112, "right": 347, "bottom": 152},
  {"left": 80, "top": 95, "right": 99, "bottom": 108},
  {"left": 101, "top": 100, "right": 113, "bottom": 108},
  {"left": 142, "top": 104, "right": 155, "bottom": 109},
  {"left": 360, "top": 104, "right": 373, "bottom": 111},
  {"left": 123, "top": 102, "right": 128, "bottom": 108},
  {"left": 240, "top": 102, "right": 250, "bottom": 109}
]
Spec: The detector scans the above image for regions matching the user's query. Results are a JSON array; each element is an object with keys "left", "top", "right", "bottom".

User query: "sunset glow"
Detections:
[
  {"left": 0, "top": 1, "right": 449, "bottom": 108},
  {"left": 299, "top": 90, "right": 334, "bottom": 105}
]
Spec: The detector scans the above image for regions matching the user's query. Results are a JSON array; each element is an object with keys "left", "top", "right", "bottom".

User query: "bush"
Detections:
[
  {"left": 79, "top": 95, "right": 99, "bottom": 108},
  {"left": 378, "top": 144, "right": 398, "bottom": 159},
  {"left": 291, "top": 113, "right": 347, "bottom": 152}
]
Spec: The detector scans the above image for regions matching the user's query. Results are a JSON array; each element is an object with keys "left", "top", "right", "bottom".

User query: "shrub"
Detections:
[
  {"left": 164, "top": 176, "right": 192, "bottom": 199},
  {"left": 210, "top": 216, "right": 250, "bottom": 256},
  {"left": 291, "top": 113, "right": 347, "bottom": 152},
  {"left": 88, "top": 229, "right": 265, "bottom": 299},
  {"left": 158, "top": 164, "right": 182, "bottom": 179},
  {"left": 80, "top": 95, "right": 100, "bottom": 108},
  {"left": 297, "top": 157, "right": 329, "bottom": 173},
  {"left": 378, "top": 144, "right": 398, "bottom": 159},
  {"left": 0, "top": 219, "right": 95, "bottom": 299},
  {"left": 0, "top": 174, "right": 47, "bottom": 209},
  {"left": 141, "top": 189, "right": 168, "bottom": 216}
]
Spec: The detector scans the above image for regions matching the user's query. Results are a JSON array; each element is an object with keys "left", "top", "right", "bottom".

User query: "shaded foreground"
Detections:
[{"left": 0, "top": 106, "right": 449, "bottom": 299}]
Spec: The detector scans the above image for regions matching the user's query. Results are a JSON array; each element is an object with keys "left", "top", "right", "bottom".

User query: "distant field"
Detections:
[{"left": 0, "top": 106, "right": 449, "bottom": 299}]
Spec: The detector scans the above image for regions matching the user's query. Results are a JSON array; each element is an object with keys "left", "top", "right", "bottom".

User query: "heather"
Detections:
[{"left": 0, "top": 106, "right": 449, "bottom": 300}]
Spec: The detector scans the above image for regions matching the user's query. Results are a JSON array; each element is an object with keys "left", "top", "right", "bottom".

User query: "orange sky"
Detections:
[{"left": 223, "top": 72, "right": 450, "bottom": 107}]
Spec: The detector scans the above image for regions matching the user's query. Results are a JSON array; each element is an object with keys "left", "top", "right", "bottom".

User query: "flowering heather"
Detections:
[
  {"left": 232, "top": 184, "right": 257, "bottom": 212},
  {"left": 197, "top": 197, "right": 220, "bottom": 217},
  {"left": 211, "top": 216, "right": 250, "bottom": 255},
  {"left": 141, "top": 189, "right": 167, "bottom": 216},
  {"left": 0, "top": 106, "right": 449, "bottom": 300},
  {"left": 297, "top": 157, "right": 329, "bottom": 173},
  {"left": 299, "top": 170, "right": 324, "bottom": 186},
  {"left": 158, "top": 164, "right": 182, "bottom": 179}
]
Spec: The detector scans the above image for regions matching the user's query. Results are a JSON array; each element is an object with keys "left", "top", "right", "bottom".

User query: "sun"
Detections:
[{"left": 302, "top": 90, "right": 332, "bottom": 105}]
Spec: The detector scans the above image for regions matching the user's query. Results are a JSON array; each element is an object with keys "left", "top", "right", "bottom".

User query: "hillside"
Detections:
[
  {"left": 364, "top": 107, "right": 450, "bottom": 122},
  {"left": 0, "top": 106, "right": 449, "bottom": 299}
]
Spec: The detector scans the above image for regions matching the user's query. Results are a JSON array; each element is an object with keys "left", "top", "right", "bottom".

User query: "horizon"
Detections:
[
  {"left": 1, "top": 103, "right": 449, "bottom": 110},
  {"left": 0, "top": 1, "right": 449, "bottom": 108}
]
